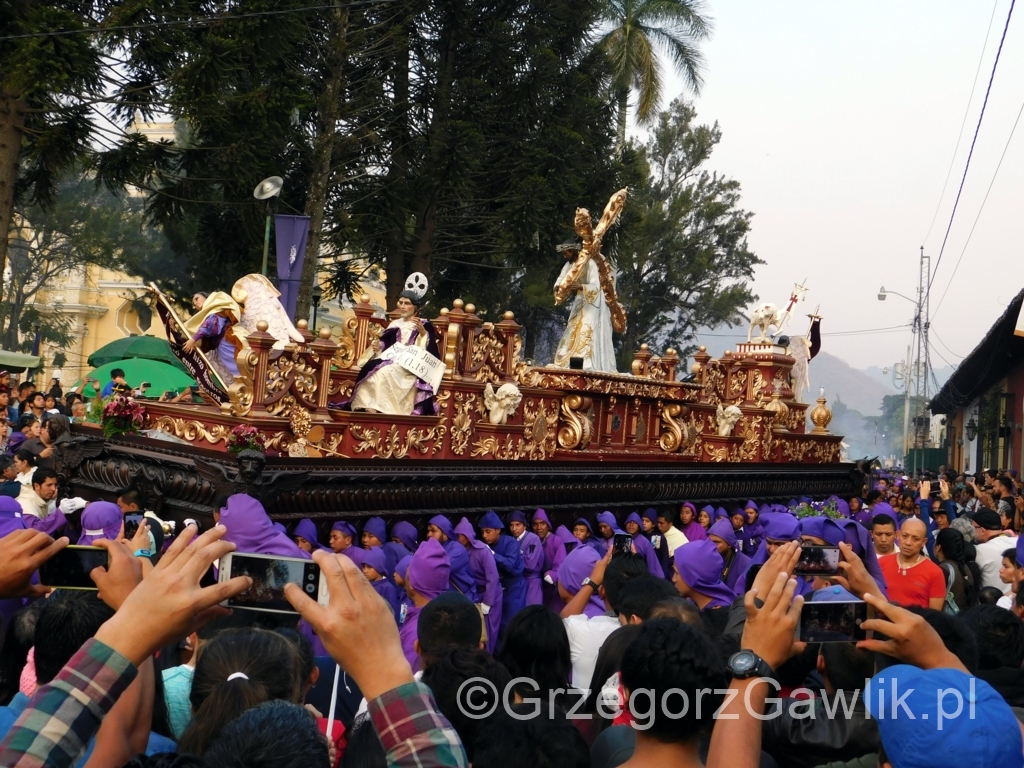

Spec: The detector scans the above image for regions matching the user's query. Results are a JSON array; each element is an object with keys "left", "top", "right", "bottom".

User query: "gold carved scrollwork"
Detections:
[
  {"left": 702, "top": 361, "right": 726, "bottom": 406},
  {"left": 266, "top": 394, "right": 296, "bottom": 418},
  {"left": 659, "top": 404, "right": 685, "bottom": 452},
  {"left": 266, "top": 351, "right": 318, "bottom": 399},
  {"left": 522, "top": 399, "right": 558, "bottom": 460},
  {"left": 222, "top": 375, "right": 254, "bottom": 417},
  {"left": 152, "top": 416, "right": 233, "bottom": 445},
  {"left": 451, "top": 392, "right": 477, "bottom": 456},
  {"left": 471, "top": 332, "right": 505, "bottom": 384},
  {"left": 350, "top": 423, "right": 444, "bottom": 459},
  {"left": 470, "top": 434, "right": 522, "bottom": 460},
  {"left": 557, "top": 395, "right": 594, "bottom": 450},
  {"left": 680, "top": 411, "right": 705, "bottom": 457},
  {"left": 328, "top": 379, "right": 354, "bottom": 398},
  {"left": 751, "top": 369, "right": 769, "bottom": 407},
  {"left": 737, "top": 415, "right": 763, "bottom": 462},
  {"left": 729, "top": 370, "right": 748, "bottom": 398},
  {"left": 332, "top": 322, "right": 357, "bottom": 370},
  {"left": 704, "top": 442, "right": 739, "bottom": 463}
]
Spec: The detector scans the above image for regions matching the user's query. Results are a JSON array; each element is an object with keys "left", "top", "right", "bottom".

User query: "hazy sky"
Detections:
[{"left": 648, "top": 0, "right": 1024, "bottom": 371}]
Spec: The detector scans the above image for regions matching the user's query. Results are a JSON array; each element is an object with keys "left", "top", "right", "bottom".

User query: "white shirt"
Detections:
[
  {"left": 16, "top": 484, "right": 55, "bottom": 519},
  {"left": 997, "top": 594, "right": 1015, "bottom": 610},
  {"left": 663, "top": 526, "right": 689, "bottom": 557},
  {"left": 975, "top": 534, "right": 1019, "bottom": 592},
  {"left": 563, "top": 614, "right": 620, "bottom": 690}
]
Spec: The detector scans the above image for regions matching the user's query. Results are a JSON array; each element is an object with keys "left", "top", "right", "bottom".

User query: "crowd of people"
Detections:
[{"left": 0, "top": 455, "right": 1016, "bottom": 767}]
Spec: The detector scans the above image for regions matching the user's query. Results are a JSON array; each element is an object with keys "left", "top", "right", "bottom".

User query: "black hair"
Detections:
[
  {"left": 0, "top": 455, "right": 14, "bottom": 472},
  {"left": 17, "top": 382, "right": 34, "bottom": 395},
  {"left": 616, "top": 575, "right": 677, "bottom": 622},
  {"left": 202, "top": 700, "right": 330, "bottom": 768},
  {"left": 819, "top": 643, "right": 875, "bottom": 692},
  {"left": 962, "top": 605, "right": 1024, "bottom": 670},
  {"left": 935, "top": 528, "right": 980, "bottom": 608},
  {"left": 117, "top": 486, "right": 145, "bottom": 510},
  {"left": 647, "top": 597, "right": 704, "bottom": 628},
  {"left": 111, "top": 368, "right": 125, "bottom": 379},
  {"left": 865, "top": 490, "right": 882, "bottom": 504},
  {"left": 497, "top": 606, "right": 571, "bottom": 709},
  {"left": 417, "top": 590, "right": 482, "bottom": 665},
  {"left": 1016, "top": 589, "right": 1024, "bottom": 611},
  {"left": 603, "top": 553, "right": 648, "bottom": 613},
  {"left": 962, "top": 483, "right": 976, "bottom": 497},
  {"left": 619, "top": 618, "right": 727, "bottom": 743},
  {"left": 30, "top": 392, "right": 44, "bottom": 406},
  {"left": 978, "top": 586, "right": 1004, "bottom": 605},
  {"left": 178, "top": 627, "right": 301, "bottom": 756},
  {"left": 123, "top": 756, "right": 204, "bottom": 768},
  {"left": 275, "top": 627, "right": 316, "bottom": 685},
  {"left": 35, "top": 591, "right": 116, "bottom": 684},
  {"left": 340, "top": 716, "right": 386, "bottom": 768},
  {"left": 13, "top": 449, "right": 36, "bottom": 468},
  {"left": 32, "top": 468, "right": 58, "bottom": 488},
  {"left": 0, "top": 602, "right": 44, "bottom": 705},
  {"left": 997, "top": 476, "right": 1013, "bottom": 494},
  {"left": 420, "top": 646, "right": 512, "bottom": 761},
  {"left": 657, "top": 507, "right": 679, "bottom": 526},
  {"left": 901, "top": 608, "right": 980, "bottom": 674},
  {"left": 15, "top": 415, "right": 36, "bottom": 432},
  {"left": 582, "top": 624, "right": 641, "bottom": 725},
  {"left": 870, "top": 513, "right": 896, "bottom": 530},
  {"left": 774, "top": 641, "right": 820, "bottom": 689},
  {"left": 472, "top": 706, "right": 590, "bottom": 768}
]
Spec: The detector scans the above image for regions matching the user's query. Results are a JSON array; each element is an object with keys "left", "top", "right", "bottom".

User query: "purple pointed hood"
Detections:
[
  {"left": 454, "top": 516, "right": 478, "bottom": 542},
  {"left": 395, "top": 555, "right": 413, "bottom": 582},
  {"left": 759, "top": 503, "right": 771, "bottom": 516},
  {"left": 714, "top": 507, "right": 729, "bottom": 521},
  {"left": 331, "top": 521, "right": 357, "bottom": 538},
  {"left": 871, "top": 502, "right": 896, "bottom": 521},
  {"left": 220, "top": 494, "right": 308, "bottom": 558},
  {"left": 293, "top": 519, "right": 323, "bottom": 548},
  {"left": 799, "top": 516, "right": 828, "bottom": 543},
  {"left": 0, "top": 497, "right": 25, "bottom": 538},
  {"left": 555, "top": 525, "right": 578, "bottom": 549},
  {"left": 624, "top": 512, "right": 643, "bottom": 532},
  {"left": 391, "top": 521, "right": 418, "bottom": 551},
  {"left": 760, "top": 512, "right": 800, "bottom": 542},
  {"left": 78, "top": 502, "right": 122, "bottom": 545},
  {"left": 820, "top": 519, "right": 849, "bottom": 547},
  {"left": 744, "top": 500, "right": 758, "bottom": 512},
  {"left": 833, "top": 519, "right": 888, "bottom": 598},
  {"left": 272, "top": 522, "right": 287, "bottom": 535},
  {"left": 641, "top": 508, "right": 658, "bottom": 525},
  {"left": 507, "top": 511, "right": 527, "bottom": 526},
  {"left": 574, "top": 518, "right": 594, "bottom": 535},
  {"left": 596, "top": 511, "right": 618, "bottom": 532},
  {"left": 708, "top": 517, "right": 737, "bottom": 549},
  {"left": 341, "top": 546, "right": 365, "bottom": 568},
  {"left": 479, "top": 510, "right": 504, "bottom": 530},
  {"left": 681, "top": 502, "right": 697, "bottom": 517},
  {"left": 362, "top": 546, "right": 387, "bottom": 575},
  {"left": 834, "top": 499, "right": 851, "bottom": 518},
  {"left": 557, "top": 546, "right": 605, "bottom": 617},
  {"left": 362, "top": 517, "right": 387, "bottom": 545},
  {"left": 673, "top": 540, "right": 737, "bottom": 609},
  {"left": 429, "top": 515, "right": 455, "bottom": 541},
  {"left": 532, "top": 509, "right": 552, "bottom": 529},
  {"left": 408, "top": 538, "right": 450, "bottom": 599}
]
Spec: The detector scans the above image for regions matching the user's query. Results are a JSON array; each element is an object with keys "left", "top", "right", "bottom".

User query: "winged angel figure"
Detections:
[{"left": 231, "top": 274, "right": 304, "bottom": 350}]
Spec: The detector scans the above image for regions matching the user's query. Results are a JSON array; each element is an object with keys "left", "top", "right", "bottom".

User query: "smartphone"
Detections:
[
  {"left": 140, "top": 382, "right": 151, "bottom": 389},
  {"left": 189, "top": 385, "right": 199, "bottom": 394},
  {"left": 219, "top": 552, "right": 327, "bottom": 614},
  {"left": 612, "top": 533, "right": 633, "bottom": 556},
  {"left": 39, "top": 546, "right": 110, "bottom": 590},
  {"left": 124, "top": 514, "right": 145, "bottom": 540},
  {"left": 163, "top": 390, "right": 176, "bottom": 399},
  {"left": 799, "top": 601, "right": 871, "bottom": 643},
  {"left": 794, "top": 545, "right": 841, "bottom": 576}
]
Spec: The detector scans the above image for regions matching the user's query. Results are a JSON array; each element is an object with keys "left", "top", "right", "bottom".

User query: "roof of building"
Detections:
[{"left": 930, "top": 287, "right": 1024, "bottom": 414}]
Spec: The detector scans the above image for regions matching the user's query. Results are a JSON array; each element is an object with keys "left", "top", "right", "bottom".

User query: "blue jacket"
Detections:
[{"left": 489, "top": 533, "right": 526, "bottom": 633}]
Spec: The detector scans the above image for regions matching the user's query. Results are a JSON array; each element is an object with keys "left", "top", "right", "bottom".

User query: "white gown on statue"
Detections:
[{"left": 553, "top": 259, "right": 617, "bottom": 373}]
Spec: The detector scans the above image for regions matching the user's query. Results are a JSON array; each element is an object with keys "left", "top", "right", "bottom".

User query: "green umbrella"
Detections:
[
  {"left": 0, "top": 349, "right": 41, "bottom": 373},
  {"left": 87, "top": 336, "right": 188, "bottom": 373},
  {"left": 75, "top": 359, "right": 196, "bottom": 399}
]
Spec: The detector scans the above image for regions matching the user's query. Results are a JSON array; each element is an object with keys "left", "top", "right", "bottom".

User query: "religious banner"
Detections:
[
  {"left": 151, "top": 287, "right": 230, "bottom": 407},
  {"left": 380, "top": 344, "right": 445, "bottom": 394},
  {"left": 274, "top": 214, "right": 311, "bottom": 322}
]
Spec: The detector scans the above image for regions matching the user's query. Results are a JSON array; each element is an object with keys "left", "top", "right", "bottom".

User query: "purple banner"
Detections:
[{"left": 274, "top": 214, "right": 311, "bottom": 322}]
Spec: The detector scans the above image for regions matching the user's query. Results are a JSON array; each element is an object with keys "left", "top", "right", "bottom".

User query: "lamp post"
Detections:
[
  {"left": 311, "top": 284, "right": 323, "bottom": 331},
  {"left": 253, "top": 176, "right": 284, "bottom": 277}
]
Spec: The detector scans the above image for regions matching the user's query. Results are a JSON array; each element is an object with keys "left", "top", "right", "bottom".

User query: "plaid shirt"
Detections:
[
  {"left": 368, "top": 681, "right": 467, "bottom": 767},
  {"left": 0, "top": 638, "right": 137, "bottom": 768}
]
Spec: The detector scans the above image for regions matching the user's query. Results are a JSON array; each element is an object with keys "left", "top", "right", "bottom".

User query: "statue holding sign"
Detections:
[{"left": 329, "top": 272, "right": 442, "bottom": 416}]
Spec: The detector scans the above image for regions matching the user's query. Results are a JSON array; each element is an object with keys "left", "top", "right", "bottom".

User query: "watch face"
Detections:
[{"left": 730, "top": 650, "right": 756, "bottom": 675}]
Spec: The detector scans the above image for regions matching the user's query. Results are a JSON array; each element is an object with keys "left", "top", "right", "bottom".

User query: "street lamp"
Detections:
[
  {"left": 877, "top": 286, "right": 916, "bottom": 303},
  {"left": 254, "top": 176, "right": 283, "bottom": 277},
  {"left": 966, "top": 417, "right": 978, "bottom": 442},
  {"left": 311, "top": 284, "right": 323, "bottom": 331}
]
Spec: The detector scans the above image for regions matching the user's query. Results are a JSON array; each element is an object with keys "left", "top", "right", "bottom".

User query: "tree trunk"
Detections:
[
  {"left": 0, "top": 91, "right": 26, "bottom": 308},
  {"left": 385, "top": 12, "right": 412, "bottom": 311},
  {"left": 296, "top": 0, "right": 348, "bottom": 323},
  {"left": 616, "top": 88, "right": 628, "bottom": 153}
]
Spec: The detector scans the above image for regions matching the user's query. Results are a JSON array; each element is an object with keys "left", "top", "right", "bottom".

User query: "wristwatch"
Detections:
[
  {"left": 582, "top": 577, "right": 601, "bottom": 590},
  {"left": 726, "top": 650, "right": 775, "bottom": 680}
]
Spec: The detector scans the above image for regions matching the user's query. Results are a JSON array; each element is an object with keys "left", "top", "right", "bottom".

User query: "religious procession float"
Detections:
[{"left": 58, "top": 190, "right": 856, "bottom": 528}]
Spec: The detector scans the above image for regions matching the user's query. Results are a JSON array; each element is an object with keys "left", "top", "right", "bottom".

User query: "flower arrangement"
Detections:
[
  {"left": 228, "top": 424, "right": 266, "bottom": 454},
  {"left": 101, "top": 396, "right": 147, "bottom": 439},
  {"left": 790, "top": 499, "right": 843, "bottom": 520}
]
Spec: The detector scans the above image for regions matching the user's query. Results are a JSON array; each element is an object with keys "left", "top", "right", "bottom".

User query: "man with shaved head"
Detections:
[{"left": 878, "top": 517, "right": 947, "bottom": 609}]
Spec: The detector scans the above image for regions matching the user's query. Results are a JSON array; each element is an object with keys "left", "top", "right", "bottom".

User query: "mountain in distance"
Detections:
[
  {"left": 863, "top": 364, "right": 955, "bottom": 394},
  {"left": 802, "top": 352, "right": 895, "bottom": 417}
]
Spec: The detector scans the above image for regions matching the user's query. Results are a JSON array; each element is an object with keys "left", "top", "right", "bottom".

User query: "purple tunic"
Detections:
[
  {"left": 0, "top": 499, "right": 28, "bottom": 624},
  {"left": 23, "top": 508, "right": 67, "bottom": 537},
  {"left": 539, "top": 532, "right": 566, "bottom": 613},
  {"left": 454, "top": 517, "right": 503, "bottom": 652},
  {"left": 371, "top": 577, "right": 401, "bottom": 622},
  {"left": 219, "top": 494, "right": 308, "bottom": 558},
  {"left": 516, "top": 530, "right": 544, "bottom": 606},
  {"left": 400, "top": 604, "right": 423, "bottom": 672},
  {"left": 193, "top": 313, "right": 241, "bottom": 379}
]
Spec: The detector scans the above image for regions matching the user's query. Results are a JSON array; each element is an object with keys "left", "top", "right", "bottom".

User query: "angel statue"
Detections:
[
  {"left": 183, "top": 290, "right": 248, "bottom": 383},
  {"left": 328, "top": 272, "right": 443, "bottom": 416},
  {"left": 231, "top": 274, "right": 304, "bottom": 350},
  {"left": 551, "top": 189, "right": 628, "bottom": 373}
]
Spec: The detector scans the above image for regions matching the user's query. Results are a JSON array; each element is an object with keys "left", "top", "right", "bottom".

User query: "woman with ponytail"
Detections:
[
  {"left": 177, "top": 628, "right": 302, "bottom": 755},
  {"left": 934, "top": 527, "right": 981, "bottom": 612}
]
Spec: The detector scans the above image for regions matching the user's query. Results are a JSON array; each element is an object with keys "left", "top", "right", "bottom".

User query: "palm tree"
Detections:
[{"left": 597, "top": 0, "right": 712, "bottom": 150}]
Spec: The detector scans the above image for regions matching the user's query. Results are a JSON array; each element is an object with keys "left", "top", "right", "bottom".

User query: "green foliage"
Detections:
[{"left": 610, "top": 99, "right": 762, "bottom": 368}]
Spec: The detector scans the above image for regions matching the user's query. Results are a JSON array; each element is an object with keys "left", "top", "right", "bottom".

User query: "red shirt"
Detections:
[{"left": 878, "top": 554, "right": 947, "bottom": 608}]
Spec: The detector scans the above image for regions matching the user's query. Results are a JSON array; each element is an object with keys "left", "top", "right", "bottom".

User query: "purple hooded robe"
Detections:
[
  {"left": 363, "top": 546, "right": 400, "bottom": 621},
  {"left": 479, "top": 510, "right": 526, "bottom": 639},
  {"left": 707, "top": 517, "right": 753, "bottom": 594},
  {"left": 674, "top": 540, "right": 737, "bottom": 610},
  {"left": 220, "top": 495, "right": 308, "bottom": 558},
  {"left": 620, "top": 513, "right": 664, "bottom": 578},
  {"left": 454, "top": 517, "right": 503, "bottom": 652},
  {"left": 77, "top": 502, "right": 122, "bottom": 545},
  {"left": 429, "top": 515, "right": 478, "bottom": 602},
  {"left": 678, "top": 503, "right": 708, "bottom": 542},
  {"left": 401, "top": 539, "right": 450, "bottom": 672},
  {"left": 293, "top": 518, "right": 329, "bottom": 552},
  {"left": 532, "top": 510, "right": 566, "bottom": 613},
  {"left": 0, "top": 498, "right": 29, "bottom": 624},
  {"left": 508, "top": 511, "right": 544, "bottom": 607},
  {"left": 558, "top": 546, "right": 606, "bottom": 617}
]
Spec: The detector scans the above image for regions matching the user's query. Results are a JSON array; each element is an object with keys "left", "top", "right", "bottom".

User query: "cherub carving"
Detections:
[
  {"left": 715, "top": 405, "right": 743, "bottom": 437},
  {"left": 483, "top": 382, "right": 523, "bottom": 425}
]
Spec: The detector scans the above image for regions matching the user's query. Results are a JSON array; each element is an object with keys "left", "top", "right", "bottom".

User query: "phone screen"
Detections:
[
  {"left": 124, "top": 514, "right": 144, "bottom": 540},
  {"left": 39, "top": 546, "right": 109, "bottom": 590},
  {"left": 799, "top": 601, "right": 869, "bottom": 642},
  {"left": 795, "top": 545, "right": 841, "bottom": 576},
  {"left": 613, "top": 533, "right": 633, "bottom": 556},
  {"left": 225, "top": 554, "right": 320, "bottom": 613}
]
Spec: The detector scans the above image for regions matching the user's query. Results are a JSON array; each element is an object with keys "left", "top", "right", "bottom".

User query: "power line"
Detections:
[
  {"left": 931, "top": 326, "right": 965, "bottom": 360},
  {"left": 922, "top": 0, "right": 1000, "bottom": 245},
  {"left": 0, "top": 1, "right": 394, "bottom": 41},
  {"left": 931, "top": 94, "right": 1024, "bottom": 320},
  {"left": 929, "top": 0, "right": 1015, "bottom": 291}
]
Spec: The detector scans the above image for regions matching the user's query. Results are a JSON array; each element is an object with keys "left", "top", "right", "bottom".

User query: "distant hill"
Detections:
[{"left": 807, "top": 352, "right": 895, "bottom": 417}]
